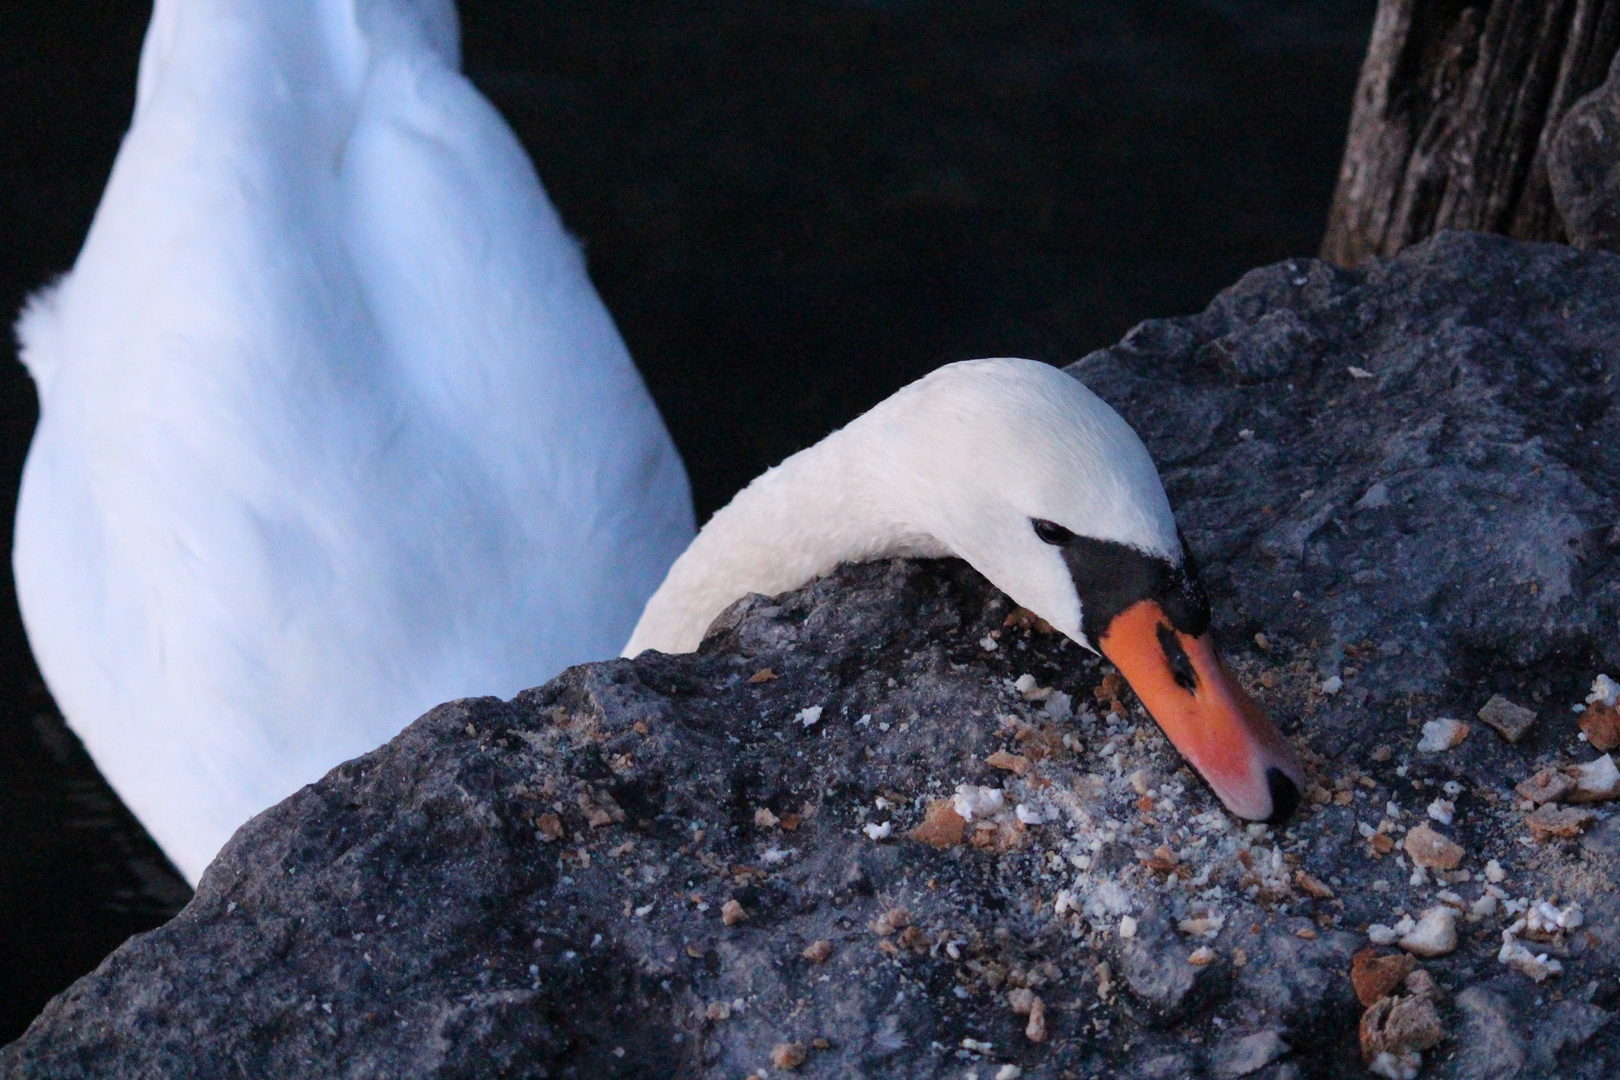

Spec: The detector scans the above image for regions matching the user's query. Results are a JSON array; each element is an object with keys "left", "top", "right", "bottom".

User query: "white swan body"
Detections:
[
  {"left": 13, "top": 0, "right": 693, "bottom": 883},
  {"left": 628, "top": 358, "right": 1304, "bottom": 823}
]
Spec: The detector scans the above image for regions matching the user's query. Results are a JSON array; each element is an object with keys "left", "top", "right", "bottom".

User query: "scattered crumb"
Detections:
[
  {"left": 952, "top": 784, "right": 1005, "bottom": 821},
  {"left": 749, "top": 668, "right": 779, "bottom": 684},
  {"left": 1360, "top": 993, "right": 1444, "bottom": 1078},
  {"left": 1416, "top": 718, "right": 1468, "bottom": 753},
  {"left": 1398, "top": 907, "right": 1458, "bottom": 957},
  {"left": 1351, "top": 949, "right": 1415, "bottom": 1007},
  {"left": 754, "top": 807, "right": 780, "bottom": 828},
  {"left": 721, "top": 900, "right": 747, "bottom": 926},
  {"left": 802, "top": 939, "right": 833, "bottom": 964},
  {"left": 1516, "top": 767, "right": 1575, "bottom": 805},
  {"left": 908, "top": 800, "right": 967, "bottom": 848},
  {"left": 1525, "top": 803, "right": 1596, "bottom": 842},
  {"left": 986, "top": 750, "right": 1031, "bottom": 776},
  {"left": 870, "top": 907, "right": 911, "bottom": 936},
  {"left": 534, "top": 813, "right": 563, "bottom": 842},
  {"left": 1025, "top": 997, "right": 1048, "bottom": 1043},
  {"left": 1580, "top": 703, "right": 1620, "bottom": 751},
  {"left": 1477, "top": 695, "right": 1537, "bottom": 743},
  {"left": 1402, "top": 824, "right": 1463, "bottom": 870},
  {"left": 1188, "top": 946, "right": 1218, "bottom": 966},
  {"left": 771, "top": 1041, "right": 807, "bottom": 1070},
  {"left": 1565, "top": 754, "right": 1620, "bottom": 803}
]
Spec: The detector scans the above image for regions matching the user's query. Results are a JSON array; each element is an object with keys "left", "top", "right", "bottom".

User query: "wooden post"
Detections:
[{"left": 1321, "top": 0, "right": 1620, "bottom": 265}]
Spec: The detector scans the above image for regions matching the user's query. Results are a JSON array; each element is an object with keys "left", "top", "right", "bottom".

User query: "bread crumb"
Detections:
[
  {"left": 1516, "top": 767, "right": 1575, "bottom": 805},
  {"left": 1025, "top": 996, "right": 1048, "bottom": 1043},
  {"left": 1398, "top": 907, "right": 1458, "bottom": 957},
  {"left": 1416, "top": 718, "right": 1468, "bottom": 753},
  {"left": 870, "top": 907, "right": 911, "bottom": 936},
  {"left": 1360, "top": 994, "right": 1444, "bottom": 1072},
  {"left": 802, "top": 939, "right": 833, "bottom": 964},
  {"left": 1402, "top": 824, "right": 1464, "bottom": 869},
  {"left": 908, "top": 799, "right": 967, "bottom": 848},
  {"left": 1579, "top": 703, "right": 1620, "bottom": 750},
  {"left": 1477, "top": 695, "right": 1537, "bottom": 743},
  {"left": 1565, "top": 753, "right": 1620, "bottom": 803},
  {"left": 754, "top": 807, "right": 779, "bottom": 828},
  {"left": 987, "top": 750, "right": 1032, "bottom": 775},
  {"left": 749, "top": 668, "right": 778, "bottom": 684},
  {"left": 1351, "top": 948, "right": 1415, "bottom": 1007},
  {"left": 771, "top": 1042, "right": 807, "bottom": 1070},
  {"left": 1295, "top": 870, "right": 1336, "bottom": 898},
  {"left": 1526, "top": 803, "right": 1596, "bottom": 841},
  {"left": 721, "top": 899, "right": 747, "bottom": 926}
]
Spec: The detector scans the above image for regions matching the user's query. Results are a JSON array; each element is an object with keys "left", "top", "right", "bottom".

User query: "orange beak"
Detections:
[{"left": 1099, "top": 600, "right": 1303, "bottom": 822}]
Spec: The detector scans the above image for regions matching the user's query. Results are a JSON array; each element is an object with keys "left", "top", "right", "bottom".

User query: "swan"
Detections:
[
  {"left": 12, "top": 0, "right": 693, "bottom": 884},
  {"left": 627, "top": 358, "right": 1304, "bottom": 822}
]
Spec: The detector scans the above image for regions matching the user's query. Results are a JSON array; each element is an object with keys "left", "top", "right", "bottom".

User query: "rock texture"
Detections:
[
  {"left": 6, "top": 231, "right": 1620, "bottom": 1078},
  {"left": 1550, "top": 50, "right": 1620, "bottom": 253}
]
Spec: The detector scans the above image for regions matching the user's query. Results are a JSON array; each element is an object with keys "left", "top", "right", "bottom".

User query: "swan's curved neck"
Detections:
[{"left": 622, "top": 425, "right": 945, "bottom": 655}]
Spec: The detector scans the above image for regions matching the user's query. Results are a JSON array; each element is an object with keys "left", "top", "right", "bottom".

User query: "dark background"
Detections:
[{"left": 0, "top": 0, "right": 1375, "bottom": 1042}]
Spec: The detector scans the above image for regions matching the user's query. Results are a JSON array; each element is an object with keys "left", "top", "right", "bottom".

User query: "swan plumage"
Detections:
[
  {"left": 628, "top": 358, "right": 1303, "bottom": 823},
  {"left": 13, "top": 0, "right": 693, "bottom": 883}
]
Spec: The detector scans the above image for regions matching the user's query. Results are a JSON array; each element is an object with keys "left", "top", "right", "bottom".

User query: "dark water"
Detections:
[{"left": 0, "top": 0, "right": 1374, "bottom": 1041}]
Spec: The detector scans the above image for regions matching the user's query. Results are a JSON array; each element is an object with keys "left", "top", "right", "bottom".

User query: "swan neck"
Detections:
[{"left": 624, "top": 427, "right": 937, "bottom": 655}]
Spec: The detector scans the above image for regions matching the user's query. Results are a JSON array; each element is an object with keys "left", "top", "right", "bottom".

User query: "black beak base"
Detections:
[{"left": 1265, "top": 767, "right": 1301, "bottom": 825}]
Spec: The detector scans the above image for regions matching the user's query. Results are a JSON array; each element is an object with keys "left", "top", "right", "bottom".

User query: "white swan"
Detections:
[
  {"left": 628, "top": 358, "right": 1303, "bottom": 822},
  {"left": 12, "top": 0, "right": 693, "bottom": 884}
]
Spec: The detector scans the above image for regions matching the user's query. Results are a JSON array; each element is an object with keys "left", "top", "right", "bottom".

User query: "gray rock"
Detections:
[
  {"left": 1197, "top": 307, "right": 1322, "bottom": 385},
  {"left": 8, "top": 232, "right": 1620, "bottom": 1077},
  {"left": 1452, "top": 981, "right": 1617, "bottom": 1080},
  {"left": 1550, "top": 52, "right": 1620, "bottom": 253},
  {"left": 1580, "top": 813, "right": 1620, "bottom": 860},
  {"left": 1138, "top": 1050, "right": 1200, "bottom": 1079},
  {"left": 1210, "top": 1029, "right": 1289, "bottom": 1078},
  {"left": 1120, "top": 906, "right": 1227, "bottom": 1024},
  {"left": 1233, "top": 928, "right": 1360, "bottom": 1030}
]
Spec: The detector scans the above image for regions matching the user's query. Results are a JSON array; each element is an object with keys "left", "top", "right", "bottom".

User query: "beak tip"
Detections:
[{"left": 1264, "top": 766, "right": 1301, "bottom": 825}]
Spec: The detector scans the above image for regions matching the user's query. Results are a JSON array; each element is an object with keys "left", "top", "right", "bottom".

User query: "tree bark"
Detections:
[{"left": 1321, "top": 0, "right": 1620, "bottom": 266}]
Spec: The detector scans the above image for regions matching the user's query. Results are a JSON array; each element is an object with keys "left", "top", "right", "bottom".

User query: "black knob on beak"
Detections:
[{"left": 1265, "top": 767, "right": 1301, "bottom": 825}]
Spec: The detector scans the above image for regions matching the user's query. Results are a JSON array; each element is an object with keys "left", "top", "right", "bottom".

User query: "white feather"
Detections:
[{"left": 13, "top": 0, "right": 693, "bottom": 883}]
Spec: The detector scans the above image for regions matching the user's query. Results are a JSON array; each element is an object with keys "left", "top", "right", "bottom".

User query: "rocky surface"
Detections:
[
  {"left": 1550, "top": 52, "right": 1620, "bottom": 255},
  {"left": 6, "top": 231, "right": 1620, "bottom": 1078}
]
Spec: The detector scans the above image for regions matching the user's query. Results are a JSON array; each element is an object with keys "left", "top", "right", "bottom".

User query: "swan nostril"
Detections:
[
  {"left": 1265, "top": 767, "right": 1301, "bottom": 824},
  {"left": 1155, "top": 623, "right": 1198, "bottom": 691}
]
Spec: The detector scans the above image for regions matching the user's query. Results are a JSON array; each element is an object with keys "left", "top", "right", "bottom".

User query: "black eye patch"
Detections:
[
  {"left": 1055, "top": 531, "right": 1211, "bottom": 644},
  {"left": 1031, "top": 518, "right": 1076, "bottom": 546},
  {"left": 1156, "top": 623, "right": 1199, "bottom": 691}
]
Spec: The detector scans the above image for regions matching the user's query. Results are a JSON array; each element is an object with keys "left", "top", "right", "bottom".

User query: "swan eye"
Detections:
[{"left": 1031, "top": 519, "right": 1076, "bottom": 546}]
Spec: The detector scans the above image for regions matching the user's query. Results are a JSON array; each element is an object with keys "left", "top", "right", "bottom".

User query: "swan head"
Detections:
[{"left": 880, "top": 359, "right": 1304, "bottom": 823}]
